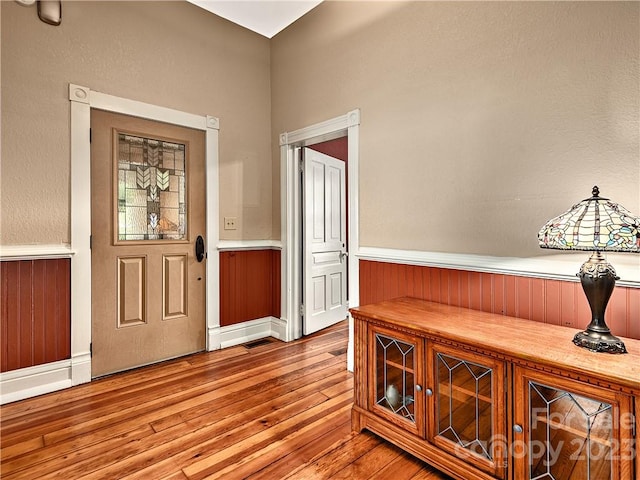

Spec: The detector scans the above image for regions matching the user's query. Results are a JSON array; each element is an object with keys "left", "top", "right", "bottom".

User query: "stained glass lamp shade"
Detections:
[{"left": 538, "top": 186, "right": 640, "bottom": 353}]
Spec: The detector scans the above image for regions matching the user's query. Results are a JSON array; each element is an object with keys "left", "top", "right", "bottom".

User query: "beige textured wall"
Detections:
[
  {"left": 1, "top": 1, "right": 272, "bottom": 244},
  {"left": 271, "top": 1, "right": 640, "bottom": 258}
]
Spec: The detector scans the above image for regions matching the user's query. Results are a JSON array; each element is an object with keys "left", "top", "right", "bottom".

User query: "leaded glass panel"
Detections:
[
  {"left": 436, "top": 352, "right": 493, "bottom": 461},
  {"left": 117, "top": 133, "right": 186, "bottom": 241},
  {"left": 528, "top": 382, "right": 613, "bottom": 480},
  {"left": 375, "top": 333, "right": 416, "bottom": 423}
]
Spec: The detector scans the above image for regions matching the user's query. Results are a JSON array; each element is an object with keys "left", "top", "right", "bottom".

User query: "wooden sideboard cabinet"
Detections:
[{"left": 350, "top": 297, "right": 640, "bottom": 480}]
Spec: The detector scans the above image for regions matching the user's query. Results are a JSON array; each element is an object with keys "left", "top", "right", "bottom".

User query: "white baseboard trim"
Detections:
[
  {"left": 1, "top": 360, "right": 73, "bottom": 405},
  {"left": 357, "top": 247, "right": 640, "bottom": 288},
  {"left": 208, "top": 325, "right": 222, "bottom": 351},
  {"left": 1, "top": 314, "right": 287, "bottom": 404},
  {"left": 0, "top": 350, "right": 92, "bottom": 405},
  {"left": 218, "top": 316, "right": 283, "bottom": 349},
  {"left": 71, "top": 352, "right": 92, "bottom": 386},
  {"left": 270, "top": 316, "right": 288, "bottom": 341}
]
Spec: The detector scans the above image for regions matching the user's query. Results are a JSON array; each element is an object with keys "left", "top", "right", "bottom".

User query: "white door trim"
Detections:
[
  {"left": 69, "top": 84, "right": 220, "bottom": 386},
  {"left": 279, "top": 109, "right": 360, "bottom": 371}
]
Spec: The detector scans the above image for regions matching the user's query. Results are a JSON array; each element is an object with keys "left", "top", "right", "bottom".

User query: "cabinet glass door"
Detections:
[
  {"left": 528, "top": 382, "right": 612, "bottom": 480},
  {"left": 429, "top": 344, "right": 506, "bottom": 479},
  {"left": 514, "top": 367, "right": 634, "bottom": 480},
  {"left": 370, "top": 326, "right": 424, "bottom": 436}
]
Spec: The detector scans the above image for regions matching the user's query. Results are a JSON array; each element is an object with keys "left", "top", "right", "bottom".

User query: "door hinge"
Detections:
[
  {"left": 89, "top": 342, "right": 93, "bottom": 357},
  {"left": 299, "top": 304, "right": 304, "bottom": 316},
  {"left": 89, "top": 235, "right": 92, "bottom": 250},
  {"left": 632, "top": 413, "right": 636, "bottom": 437},
  {"left": 89, "top": 128, "right": 92, "bottom": 143},
  {"left": 299, "top": 158, "right": 304, "bottom": 173}
]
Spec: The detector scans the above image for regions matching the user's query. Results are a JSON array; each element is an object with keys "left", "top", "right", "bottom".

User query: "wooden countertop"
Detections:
[{"left": 350, "top": 297, "right": 640, "bottom": 394}]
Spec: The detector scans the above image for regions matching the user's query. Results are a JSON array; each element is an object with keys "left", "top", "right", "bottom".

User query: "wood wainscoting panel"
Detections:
[
  {"left": 220, "top": 249, "right": 281, "bottom": 327},
  {"left": 608, "top": 286, "right": 631, "bottom": 340},
  {"left": 458, "top": 269, "right": 470, "bottom": 309},
  {"left": 1, "top": 259, "right": 71, "bottom": 372},
  {"left": 503, "top": 275, "right": 518, "bottom": 318},
  {"left": 515, "top": 276, "right": 532, "bottom": 321},
  {"left": 491, "top": 274, "right": 506, "bottom": 316},
  {"left": 530, "top": 277, "right": 545, "bottom": 323},
  {"left": 559, "top": 280, "right": 578, "bottom": 328},
  {"left": 630, "top": 291, "right": 640, "bottom": 340},
  {"left": 359, "top": 260, "right": 640, "bottom": 340},
  {"left": 271, "top": 249, "right": 281, "bottom": 320},
  {"left": 544, "top": 280, "right": 563, "bottom": 327}
]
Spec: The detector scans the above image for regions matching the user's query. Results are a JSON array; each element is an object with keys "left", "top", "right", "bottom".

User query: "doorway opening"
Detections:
[
  {"left": 279, "top": 109, "right": 360, "bottom": 371},
  {"left": 300, "top": 144, "right": 348, "bottom": 335}
]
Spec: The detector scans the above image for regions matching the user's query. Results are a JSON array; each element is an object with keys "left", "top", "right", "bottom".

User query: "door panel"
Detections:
[
  {"left": 163, "top": 254, "right": 188, "bottom": 319},
  {"left": 91, "top": 110, "right": 206, "bottom": 377},
  {"left": 117, "top": 256, "right": 146, "bottom": 326},
  {"left": 303, "top": 148, "right": 347, "bottom": 335}
]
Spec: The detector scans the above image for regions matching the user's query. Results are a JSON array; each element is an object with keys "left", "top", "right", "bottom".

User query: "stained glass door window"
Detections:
[{"left": 117, "top": 133, "right": 187, "bottom": 241}]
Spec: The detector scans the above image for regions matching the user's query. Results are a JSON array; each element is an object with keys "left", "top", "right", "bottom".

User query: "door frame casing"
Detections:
[
  {"left": 70, "top": 84, "right": 220, "bottom": 385},
  {"left": 279, "top": 109, "right": 360, "bottom": 371}
]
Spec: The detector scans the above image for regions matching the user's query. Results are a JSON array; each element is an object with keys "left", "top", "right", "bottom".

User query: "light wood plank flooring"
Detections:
[{"left": 1, "top": 321, "right": 449, "bottom": 479}]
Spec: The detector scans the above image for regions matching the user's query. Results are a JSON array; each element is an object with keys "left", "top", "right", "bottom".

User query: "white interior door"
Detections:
[{"left": 303, "top": 148, "right": 348, "bottom": 335}]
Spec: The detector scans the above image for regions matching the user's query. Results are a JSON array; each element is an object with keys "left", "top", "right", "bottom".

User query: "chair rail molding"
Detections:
[
  {"left": 0, "top": 244, "right": 74, "bottom": 260},
  {"left": 357, "top": 246, "right": 640, "bottom": 288},
  {"left": 217, "top": 240, "right": 282, "bottom": 251}
]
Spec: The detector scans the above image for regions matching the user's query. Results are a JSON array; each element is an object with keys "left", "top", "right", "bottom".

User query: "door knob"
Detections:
[{"left": 195, "top": 235, "right": 206, "bottom": 262}]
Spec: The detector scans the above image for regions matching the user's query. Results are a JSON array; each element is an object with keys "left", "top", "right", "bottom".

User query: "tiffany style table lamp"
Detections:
[{"left": 538, "top": 186, "right": 640, "bottom": 353}]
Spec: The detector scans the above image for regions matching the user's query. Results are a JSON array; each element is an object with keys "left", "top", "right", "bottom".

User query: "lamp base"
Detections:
[
  {"left": 572, "top": 329, "right": 627, "bottom": 354},
  {"left": 573, "top": 251, "right": 627, "bottom": 354}
]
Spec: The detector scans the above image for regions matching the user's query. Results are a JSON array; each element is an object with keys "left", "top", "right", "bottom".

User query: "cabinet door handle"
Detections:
[
  {"left": 425, "top": 388, "right": 433, "bottom": 396},
  {"left": 415, "top": 385, "right": 422, "bottom": 392},
  {"left": 513, "top": 424, "right": 523, "bottom": 434}
]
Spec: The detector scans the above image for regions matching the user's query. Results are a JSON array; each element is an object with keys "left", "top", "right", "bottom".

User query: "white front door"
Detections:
[{"left": 303, "top": 148, "right": 348, "bottom": 335}]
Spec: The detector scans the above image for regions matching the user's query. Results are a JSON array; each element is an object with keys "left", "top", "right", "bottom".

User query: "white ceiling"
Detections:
[{"left": 187, "top": 0, "right": 323, "bottom": 38}]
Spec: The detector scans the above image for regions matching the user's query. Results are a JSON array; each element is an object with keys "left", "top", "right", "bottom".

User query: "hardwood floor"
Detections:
[{"left": 1, "top": 321, "right": 450, "bottom": 479}]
